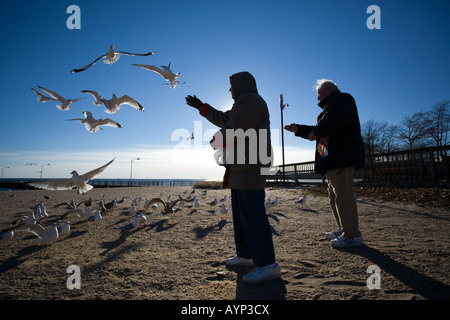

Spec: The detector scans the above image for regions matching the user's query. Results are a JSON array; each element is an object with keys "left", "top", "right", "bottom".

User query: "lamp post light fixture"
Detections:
[{"left": 130, "top": 157, "right": 140, "bottom": 184}]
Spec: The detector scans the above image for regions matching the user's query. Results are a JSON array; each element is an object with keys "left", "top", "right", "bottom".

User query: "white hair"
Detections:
[{"left": 315, "top": 79, "right": 338, "bottom": 92}]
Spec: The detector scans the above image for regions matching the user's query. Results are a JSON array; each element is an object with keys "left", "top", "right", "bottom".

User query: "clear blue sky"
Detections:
[{"left": 0, "top": 0, "right": 449, "bottom": 180}]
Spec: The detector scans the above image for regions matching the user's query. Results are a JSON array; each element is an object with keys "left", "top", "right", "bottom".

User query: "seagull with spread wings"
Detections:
[
  {"left": 69, "top": 111, "right": 123, "bottom": 132},
  {"left": 144, "top": 198, "right": 189, "bottom": 214},
  {"left": 71, "top": 45, "right": 154, "bottom": 73},
  {"left": 82, "top": 90, "right": 145, "bottom": 113},
  {"left": 35, "top": 86, "right": 84, "bottom": 111},
  {"left": 133, "top": 62, "right": 186, "bottom": 89},
  {"left": 1, "top": 223, "right": 59, "bottom": 245},
  {"left": 28, "top": 158, "right": 115, "bottom": 194}
]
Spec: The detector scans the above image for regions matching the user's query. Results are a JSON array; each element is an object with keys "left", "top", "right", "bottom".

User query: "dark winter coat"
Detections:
[
  {"left": 200, "top": 72, "right": 272, "bottom": 190},
  {"left": 295, "top": 90, "right": 365, "bottom": 174}
]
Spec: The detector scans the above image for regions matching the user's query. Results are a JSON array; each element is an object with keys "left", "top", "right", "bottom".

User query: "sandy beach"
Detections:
[{"left": 0, "top": 184, "right": 449, "bottom": 301}]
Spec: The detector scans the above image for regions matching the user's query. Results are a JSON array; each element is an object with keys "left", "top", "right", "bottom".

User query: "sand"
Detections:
[{"left": 0, "top": 185, "right": 449, "bottom": 302}]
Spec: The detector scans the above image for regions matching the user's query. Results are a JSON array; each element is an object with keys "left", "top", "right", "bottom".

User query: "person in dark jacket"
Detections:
[
  {"left": 285, "top": 79, "right": 365, "bottom": 247},
  {"left": 185, "top": 71, "right": 280, "bottom": 283}
]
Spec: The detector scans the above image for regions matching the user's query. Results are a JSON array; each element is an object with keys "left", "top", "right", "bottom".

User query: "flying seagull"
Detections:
[
  {"left": 144, "top": 198, "right": 188, "bottom": 214},
  {"left": 69, "top": 111, "right": 122, "bottom": 132},
  {"left": 1, "top": 223, "right": 59, "bottom": 245},
  {"left": 71, "top": 45, "right": 155, "bottom": 73},
  {"left": 35, "top": 86, "right": 84, "bottom": 111},
  {"left": 28, "top": 158, "right": 115, "bottom": 194},
  {"left": 31, "top": 87, "right": 57, "bottom": 103},
  {"left": 82, "top": 90, "right": 145, "bottom": 114},
  {"left": 132, "top": 62, "right": 186, "bottom": 89}
]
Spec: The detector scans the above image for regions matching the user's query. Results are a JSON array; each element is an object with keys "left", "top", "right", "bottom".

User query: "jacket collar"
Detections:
[{"left": 318, "top": 89, "right": 341, "bottom": 109}]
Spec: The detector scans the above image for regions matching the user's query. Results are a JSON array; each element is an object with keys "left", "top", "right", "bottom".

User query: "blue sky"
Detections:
[{"left": 0, "top": 0, "right": 449, "bottom": 180}]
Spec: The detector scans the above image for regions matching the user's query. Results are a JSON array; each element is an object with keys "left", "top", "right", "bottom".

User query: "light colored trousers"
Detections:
[{"left": 326, "top": 167, "right": 361, "bottom": 238}]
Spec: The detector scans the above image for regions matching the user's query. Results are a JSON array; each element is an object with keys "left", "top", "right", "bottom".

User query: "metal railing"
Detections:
[{"left": 270, "top": 145, "right": 449, "bottom": 184}]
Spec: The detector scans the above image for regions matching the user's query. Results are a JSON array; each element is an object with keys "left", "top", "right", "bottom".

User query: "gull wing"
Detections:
[
  {"left": 31, "top": 87, "right": 56, "bottom": 102},
  {"left": 80, "top": 158, "right": 115, "bottom": 181},
  {"left": 10, "top": 223, "right": 47, "bottom": 238},
  {"left": 71, "top": 53, "right": 108, "bottom": 73},
  {"left": 82, "top": 90, "right": 103, "bottom": 104},
  {"left": 132, "top": 64, "right": 169, "bottom": 80},
  {"left": 144, "top": 198, "right": 165, "bottom": 209},
  {"left": 116, "top": 51, "right": 155, "bottom": 57},
  {"left": 29, "top": 178, "right": 76, "bottom": 191},
  {"left": 97, "top": 118, "right": 123, "bottom": 129},
  {"left": 117, "top": 95, "right": 145, "bottom": 111},
  {"left": 37, "top": 85, "right": 65, "bottom": 101}
]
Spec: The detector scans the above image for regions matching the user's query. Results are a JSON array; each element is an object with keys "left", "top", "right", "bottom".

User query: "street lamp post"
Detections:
[
  {"left": 130, "top": 157, "right": 140, "bottom": 185},
  {"left": 280, "top": 94, "right": 289, "bottom": 183},
  {"left": 1, "top": 167, "right": 10, "bottom": 179},
  {"left": 39, "top": 163, "right": 51, "bottom": 179}
]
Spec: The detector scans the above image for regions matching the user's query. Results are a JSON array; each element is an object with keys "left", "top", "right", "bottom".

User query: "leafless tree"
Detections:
[
  {"left": 423, "top": 100, "right": 449, "bottom": 148},
  {"left": 397, "top": 111, "right": 428, "bottom": 150}
]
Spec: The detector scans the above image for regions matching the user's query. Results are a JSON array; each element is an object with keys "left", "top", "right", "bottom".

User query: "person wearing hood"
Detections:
[
  {"left": 285, "top": 79, "right": 365, "bottom": 248},
  {"left": 185, "top": 71, "right": 280, "bottom": 283}
]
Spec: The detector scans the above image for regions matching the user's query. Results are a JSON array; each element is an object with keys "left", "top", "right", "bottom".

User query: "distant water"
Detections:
[{"left": 0, "top": 178, "right": 205, "bottom": 191}]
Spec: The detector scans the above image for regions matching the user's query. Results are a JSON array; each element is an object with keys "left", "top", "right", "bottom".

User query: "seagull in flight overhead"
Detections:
[
  {"left": 82, "top": 90, "right": 145, "bottom": 114},
  {"left": 35, "top": 86, "right": 84, "bottom": 111},
  {"left": 132, "top": 62, "right": 186, "bottom": 89},
  {"left": 31, "top": 87, "right": 57, "bottom": 103},
  {"left": 29, "top": 158, "right": 115, "bottom": 194},
  {"left": 71, "top": 45, "right": 155, "bottom": 73},
  {"left": 69, "top": 111, "right": 123, "bottom": 132}
]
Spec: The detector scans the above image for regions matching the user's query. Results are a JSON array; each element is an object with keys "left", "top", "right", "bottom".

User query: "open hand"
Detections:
[
  {"left": 185, "top": 95, "right": 203, "bottom": 110},
  {"left": 284, "top": 123, "right": 298, "bottom": 133}
]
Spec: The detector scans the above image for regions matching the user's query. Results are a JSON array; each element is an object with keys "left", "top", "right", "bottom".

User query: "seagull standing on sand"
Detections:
[
  {"left": 220, "top": 204, "right": 228, "bottom": 214},
  {"left": 71, "top": 45, "right": 155, "bottom": 73},
  {"left": 57, "top": 221, "right": 71, "bottom": 236},
  {"left": 117, "top": 214, "right": 146, "bottom": 232},
  {"left": 295, "top": 195, "right": 307, "bottom": 204},
  {"left": 69, "top": 111, "right": 123, "bottom": 132},
  {"left": 29, "top": 158, "right": 115, "bottom": 194},
  {"left": 133, "top": 62, "right": 186, "bottom": 89},
  {"left": 89, "top": 211, "right": 102, "bottom": 222},
  {"left": 82, "top": 90, "right": 145, "bottom": 114},
  {"left": 35, "top": 86, "right": 84, "bottom": 111}
]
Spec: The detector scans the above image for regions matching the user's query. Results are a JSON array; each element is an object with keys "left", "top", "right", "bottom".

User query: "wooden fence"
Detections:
[{"left": 269, "top": 145, "right": 450, "bottom": 185}]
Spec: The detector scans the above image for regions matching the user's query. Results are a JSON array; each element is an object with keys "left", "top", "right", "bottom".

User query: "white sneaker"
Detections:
[
  {"left": 242, "top": 262, "right": 281, "bottom": 284},
  {"left": 330, "top": 235, "right": 363, "bottom": 248},
  {"left": 226, "top": 256, "right": 254, "bottom": 267},
  {"left": 325, "top": 229, "right": 343, "bottom": 240}
]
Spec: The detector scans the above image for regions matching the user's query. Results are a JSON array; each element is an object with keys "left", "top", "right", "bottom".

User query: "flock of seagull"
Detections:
[
  {"left": 0, "top": 188, "right": 229, "bottom": 245},
  {"left": 31, "top": 45, "right": 186, "bottom": 133},
  {"left": 1, "top": 182, "right": 307, "bottom": 246}
]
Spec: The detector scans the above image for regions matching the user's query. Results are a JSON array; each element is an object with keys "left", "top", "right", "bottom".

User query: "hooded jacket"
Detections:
[
  {"left": 199, "top": 71, "right": 272, "bottom": 190},
  {"left": 295, "top": 89, "right": 365, "bottom": 174}
]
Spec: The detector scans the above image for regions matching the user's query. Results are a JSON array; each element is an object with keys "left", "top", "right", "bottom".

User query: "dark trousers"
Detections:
[{"left": 231, "top": 189, "right": 276, "bottom": 267}]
